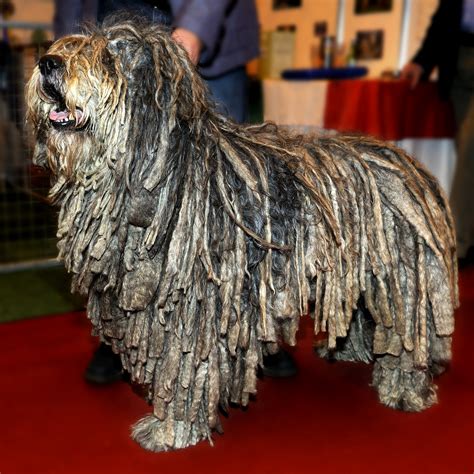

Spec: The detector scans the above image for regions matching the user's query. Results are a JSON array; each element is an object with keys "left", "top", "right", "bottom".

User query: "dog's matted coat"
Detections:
[{"left": 27, "top": 17, "right": 458, "bottom": 451}]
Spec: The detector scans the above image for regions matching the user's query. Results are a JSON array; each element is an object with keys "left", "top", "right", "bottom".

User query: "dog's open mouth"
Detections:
[
  {"left": 49, "top": 106, "right": 84, "bottom": 130},
  {"left": 40, "top": 80, "right": 86, "bottom": 131}
]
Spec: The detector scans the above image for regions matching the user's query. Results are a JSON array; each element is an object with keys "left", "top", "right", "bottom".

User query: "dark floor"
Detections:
[
  {"left": 0, "top": 179, "right": 58, "bottom": 264},
  {"left": 0, "top": 265, "right": 84, "bottom": 323}
]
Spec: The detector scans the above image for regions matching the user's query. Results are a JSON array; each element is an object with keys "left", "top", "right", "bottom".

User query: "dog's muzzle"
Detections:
[
  {"left": 38, "top": 53, "right": 65, "bottom": 104},
  {"left": 38, "top": 54, "right": 85, "bottom": 130},
  {"left": 38, "top": 54, "right": 64, "bottom": 77}
]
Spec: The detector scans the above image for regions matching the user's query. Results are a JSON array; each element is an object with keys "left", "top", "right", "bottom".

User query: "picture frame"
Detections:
[
  {"left": 314, "top": 21, "right": 328, "bottom": 37},
  {"left": 354, "top": 30, "right": 384, "bottom": 60},
  {"left": 277, "top": 24, "right": 297, "bottom": 32},
  {"left": 354, "top": 0, "right": 392, "bottom": 14},
  {"left": 272, "top": 0, "right": 302, "bottom": 10}
]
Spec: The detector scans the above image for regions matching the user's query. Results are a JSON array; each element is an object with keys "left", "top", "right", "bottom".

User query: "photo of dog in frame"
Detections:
[{"left": 26, "top": 16, "right": 458, "bottom": 452}]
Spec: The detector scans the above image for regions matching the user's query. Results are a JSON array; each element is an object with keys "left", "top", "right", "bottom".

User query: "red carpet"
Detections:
[{"left": 1, "top": 271, "right": 473, "bottom": 474}]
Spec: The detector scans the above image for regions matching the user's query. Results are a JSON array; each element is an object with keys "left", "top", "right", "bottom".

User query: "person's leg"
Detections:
[
  {"left": 204, "top": 66, "right": 248, "bottom": 123},
  {"left": 449, "top": 46, "right": 474, "bottom": 258},
  {"left": 85, "top": 342, "right": 123, "bottom": 384}
]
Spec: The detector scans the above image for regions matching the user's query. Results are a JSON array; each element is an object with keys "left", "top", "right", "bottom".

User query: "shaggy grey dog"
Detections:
[{"left": 26, "top": 17, "right": 458, "bottom": 452}]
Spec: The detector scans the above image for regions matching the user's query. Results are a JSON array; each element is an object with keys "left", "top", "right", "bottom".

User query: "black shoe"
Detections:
[
  {"left": 262, "top": 349, "right": 297, "bottom": 378},
  {"left": 84, "top": 343, "right": 123, "bottom": 384},
  {"left": 458, "top": 246, "right": 474, "bottom": 269}
]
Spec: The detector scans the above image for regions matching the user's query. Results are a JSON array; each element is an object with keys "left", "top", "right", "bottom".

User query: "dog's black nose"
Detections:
[{"left": 38, "top": 54, "right": 64, "bottom": 76}]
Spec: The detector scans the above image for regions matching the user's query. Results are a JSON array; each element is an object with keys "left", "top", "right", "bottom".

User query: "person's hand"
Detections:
[
  {"left": 172, "top": 27, "right": 202, "bottom": 65},
  {"left": 400, "top": 62, "right": 424, "bottom": 89}
]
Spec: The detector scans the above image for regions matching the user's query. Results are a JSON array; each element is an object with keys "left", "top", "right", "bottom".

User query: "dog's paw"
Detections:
[
  {"left": 372, "top": 363, "right": 437, "bottom": 412},
  {"left": 131, "top": 414, "right": 211, "bottom": 452}
]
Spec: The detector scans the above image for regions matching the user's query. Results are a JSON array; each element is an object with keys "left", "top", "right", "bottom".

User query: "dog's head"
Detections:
[{"left": 26, "top": 16, "right": 210, "bottom": 184}]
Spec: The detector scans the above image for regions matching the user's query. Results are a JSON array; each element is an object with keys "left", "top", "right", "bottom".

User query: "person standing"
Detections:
[
  {"left": 167, "top": 0, "right": 259, "bottom": 122},
  {"left": 402, "top": 0, "right": 474, "bottom": 262}
]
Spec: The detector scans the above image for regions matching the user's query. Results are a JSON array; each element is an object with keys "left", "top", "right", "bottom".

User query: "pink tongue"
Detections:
[{"left": 49, "top": 110, "right": 69, "bottom": 121}]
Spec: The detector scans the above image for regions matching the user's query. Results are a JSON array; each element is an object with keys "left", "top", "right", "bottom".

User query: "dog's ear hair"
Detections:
[
  {"left": 98, "top": 20, "right": 213, "bottom": 190},
  {"left": 103, "top": 19, "right": 211, "bottom": 128},
  {"left": 130, "top": 29, "right": 213, "bottom": 192},
  {"left": 146, "top": 30, "right": 210, "bottom": 128}
]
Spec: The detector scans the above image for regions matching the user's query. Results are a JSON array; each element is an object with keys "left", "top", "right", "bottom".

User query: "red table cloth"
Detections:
[{"left": 324, "top": 79, "right": 456, "bottom": 141}]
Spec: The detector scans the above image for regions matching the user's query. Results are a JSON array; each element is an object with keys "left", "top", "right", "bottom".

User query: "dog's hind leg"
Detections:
[
  {"left": 315, "top": 307, "right": 375, "bottom": 364},
  {"left": 371, "top": 314, "right": 452, "bottom": 412},
  {"left": 372, "top": 352, "right": 437, "bottom": 412}
]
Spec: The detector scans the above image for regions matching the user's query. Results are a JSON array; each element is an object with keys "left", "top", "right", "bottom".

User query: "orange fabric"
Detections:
[{"left": 324, "top": 79, "right": 456, "bottom": 140}]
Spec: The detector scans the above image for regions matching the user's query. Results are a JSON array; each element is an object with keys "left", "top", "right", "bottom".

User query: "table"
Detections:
[{"left": 263, "top": 78, "right": 457, "bottom": 194}]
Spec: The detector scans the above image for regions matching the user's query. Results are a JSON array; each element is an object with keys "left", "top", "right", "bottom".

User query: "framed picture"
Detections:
[
  {"left": 314, "top": 21, "right": 328, "bottom": 37},
  {"left": 354, "top": 30, "right": 384, "bottom": 60},
  {"left": 273, "top": 0, "right": 302, "bottom": 10},
  {"left": 355, "top": 0, "right": 392, "bottom": 14},
  {"left": 277, "top": 24, "right": 297, "bottom": 32}
]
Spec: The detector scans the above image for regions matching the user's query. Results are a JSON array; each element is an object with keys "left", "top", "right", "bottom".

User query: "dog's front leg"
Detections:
[
  {"left": 131, "top": 347, "right": 220, "bottom": 452},
  {"left": 131, "top": 400, "right": 212, "bottom": 452}
]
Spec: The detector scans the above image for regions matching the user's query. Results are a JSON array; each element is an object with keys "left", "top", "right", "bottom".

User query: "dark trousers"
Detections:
[
  {"left": 205, "top": 66, "right": 248, "bottom": 124},
  {"left": 450, "top": 45, "right": 474, "bottom": 256}
]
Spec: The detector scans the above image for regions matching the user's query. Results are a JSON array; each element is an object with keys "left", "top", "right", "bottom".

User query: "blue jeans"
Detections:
[{"left": 204, "top": 66, "right": 248, "bottom": 123}]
